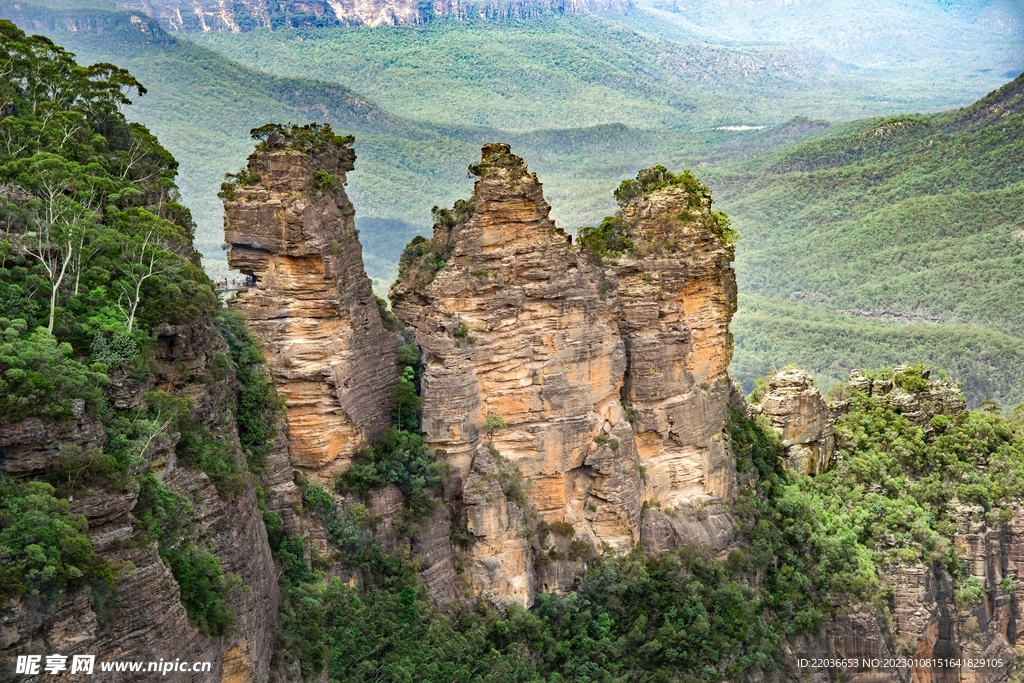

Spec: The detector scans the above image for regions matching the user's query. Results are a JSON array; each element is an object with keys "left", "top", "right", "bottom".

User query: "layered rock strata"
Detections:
[
  {"left": 609, "top": 173, "right": 740, "bottom": 553},
  {"left": 390, "top": 144, "right": 739, "bottom": 605},
  {"left": 0, "top": 319, "right": 278, "bottom": 683},
  {"left": 755, "top": 368, "right": 835, "bottom": 475},
  {"left": 225, "top": 135, "right": 399, "bottom": 480},
  {"left": 780, "top": 373, "right": 1021, "bottom": 683}
]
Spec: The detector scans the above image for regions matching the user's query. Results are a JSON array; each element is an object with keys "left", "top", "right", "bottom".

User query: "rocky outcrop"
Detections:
[
  {"left": 0, "top": 319, "right": 277, "bottom": 683},
  {"left": 390, "top": 144, "right": 739, "bottom": 605},
  {"left": 224, "top": 132, "right": 399, "bottom": 481},
  {"left": 609, "top": 169, "right": 739, "bottom": 553},
  {"left": 113, "top": 0, "right": 631, "bottom": 31},
  {"left": 848, "top": 367, "right": 967, "bottom": 430},
  {"left": 756, "top": 368, "right": 834, "bottom": 475},
  {"left": 0, "top": 399, "right": 106, "bottom": 475}
]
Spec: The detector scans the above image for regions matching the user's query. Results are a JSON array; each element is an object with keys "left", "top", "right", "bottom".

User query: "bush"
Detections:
[
  {"left": 0, "top": 322, "right": 106, "bottom": 422},
  {"left": 336, "top": 427, "right": 444, "bottom": 523},
  {"left": 216, "top": 309, "right": 282, "bottom": 473},
  {"left": 0, "top": 475, "right": 96, "bottom": 604},
  {"left": 576, "top": 215, "right": 635, "bottom": 261}
]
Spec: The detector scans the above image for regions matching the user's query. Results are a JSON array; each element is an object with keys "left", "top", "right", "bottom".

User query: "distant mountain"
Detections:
[
  {"left": 631, "top": 0, "right": 1024, "bottom": 72},
  {"left": 112, "top": 0, "right": 630, "bottom": 30}
]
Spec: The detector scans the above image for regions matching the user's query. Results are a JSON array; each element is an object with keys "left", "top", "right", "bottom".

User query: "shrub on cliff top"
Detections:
[
  {"left": 249, "top": 122, "right": 354, "bottom": 151},
  {"left": 613, "top": 164, "right": 707, "bottom": 207}
]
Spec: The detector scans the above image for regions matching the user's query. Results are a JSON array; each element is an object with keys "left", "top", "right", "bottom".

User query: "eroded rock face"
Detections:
[
  {"left": 0, "top": 319, "right": 278, "bottom": 683},
  {"left": 391, "top": 144, "right": 739, "bottom": 605},
  {"left": 113, "top": 0, "right": 631, "bottom": 32},
  {"left": 610, "top": 176, "right": 739, "bottom": 553},
  {"left": 225, "top": 138, "right": 399, "bottom": 480},
  {"left": 757, "top": 368, "right": 835, "bottom": 475},
  {"left": 849, "top": 368, "right": 967, "bottom": 430}
]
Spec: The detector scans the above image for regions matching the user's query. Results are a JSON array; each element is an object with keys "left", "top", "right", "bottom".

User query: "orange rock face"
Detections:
[
  {"left": 224, "top": 135, "right": 399, "bottom": 479},
  {"left": 391, "top": 144, "right": 740, "bottom": 605}
]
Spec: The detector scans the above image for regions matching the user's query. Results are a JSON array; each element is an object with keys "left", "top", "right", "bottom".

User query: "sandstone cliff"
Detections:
[
  {"left": 113, "top": 0, "right": 631, "bottom": 31},
  {"left": 0, "top": 319, "right": 277, "bottom": 683},
  {"left": 754, "top": 368, "right": 835, "bottom": 475},
  {"left": 224, "top": 127, "right": 399, "bottom": 481},
  {"left": 390, "top": 144, "right": 740, "bottom": 605}
]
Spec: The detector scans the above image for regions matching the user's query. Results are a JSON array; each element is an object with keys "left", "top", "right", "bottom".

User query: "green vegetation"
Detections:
[
  {"left": 0, "top": 23, "right": 242, "bottom": 629},
  {"left": 579, "top": 165, "right": 736, "bottom": 260},
  {"left": 731, "top": 293, "right": 1024, "bottom": 407},
  {"left": 720, "top": 76, "right": 1024, "bottom": 404},
  {"left": 215, "top": 308, "right": 282, "bottom": 473},
  {"left": 336, "top": 427, "right": 444, "bottom": 525},
  {"left": 269, "top": 364, "right": 1024, "bottom": 681},
  {"left": 0, "top": 475, "right": 99, "bottom": 604},
  {"left": 133, "top": 474, "right": 235, "bottom": 635},
  {"left": 815, "top": 371, "right": 1024, "bottom": 566},
  {"left": 267, "top": 403, "right": 871, "bottom": 682}
]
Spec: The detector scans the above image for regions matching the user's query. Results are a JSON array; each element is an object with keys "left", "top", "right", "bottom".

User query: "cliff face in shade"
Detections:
[
  {"left": 0, "top": 320, "right": 277, "bottom": 683},
  {"left": 113, "top": 0, "right": 631, "bottom": 31},
  {"left": 390, "top": 144, "right": 739, "bottom": 605},
  {"left": 224, "top": 138, "right": 399, "bottom": 480}
]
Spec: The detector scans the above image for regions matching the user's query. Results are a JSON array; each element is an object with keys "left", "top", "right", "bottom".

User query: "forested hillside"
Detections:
[
  {"left": 0, "top": 20, "right": 280, "bottom": 663},
  {"left": 4, "top": 24, "right": 1024, "bottom": 683},
  {"left": 7, "top": 1, "right": 1018, "bottom": 286},
  {"left": 721, "top": 75, "right": 1024, "bottom": 406}
]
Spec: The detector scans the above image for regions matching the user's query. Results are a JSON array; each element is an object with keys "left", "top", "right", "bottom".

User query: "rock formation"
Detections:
[
  {"left": 390, "top": 144, "right": 740, "bottom": 605},
  {"left": 113, "top": 0, "right": 631, "bottom": 31},
  {"left": 224, "top": 129, "right": 399, "bottom": 480},
  {"left": 0, "top": 319, "right": 278, "bottom": 683},
  {"left": 755, "top": 368, "right": 835, "bottom": 475}
]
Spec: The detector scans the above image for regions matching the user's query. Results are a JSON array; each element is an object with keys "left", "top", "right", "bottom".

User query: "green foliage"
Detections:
[
  {"left": 722, "top": 79, "right": 1024, "bottom": 404},
  {"left": 249, "top": 122, "right": 353, "bottom": 151},
  {"left": 731, "top": 294, "right": 1024, "bottom": 407},
  {"left": 391, "top": 366, "right": 422, "bottom": 431},
  {"left": 576, "top": 215, "right": 634, "bottom": 261},
  {"left": 816, "top": 391, "right": 1024, "bottom": 565},
  {"left": 311, "top": 169, "right": 337, "bottom": 193},
  {"left": 89, "top": 332, "right": 139, "bottom": 367},
  {"left": 175, "top": 423, "right": 245, "bottom": 500},
  {"left": 0, "top": 20, "right": 216, "bottom": 418},
  {"left": 0, "top": 475, "right": 96, "bottom": 604},
  {"left": 482, "top": 412, "right": 507, "bottom": 442},
  {"left": 613, "top": 165, "right": 707, "bottom": 207},
  {"left": 215, "top": 309, "right": 282, "bottom": 472},
  {"left": 336, "top": 427, "right": 444, "bottom": 524},
  {"left": 276, "top": 375, "right": 1024, "bottom": 682},
  {"left": 0, "top": 320, "right": 105, "bottom": 421},
  {"left": 548, "top": 520, "right": 575, "bottom": 537},
  {"left": 0, "top": 24, "right": 243, "bottom": 636},
  {"left": 133, "top": 474, "right": 235, "bottom": 635}
]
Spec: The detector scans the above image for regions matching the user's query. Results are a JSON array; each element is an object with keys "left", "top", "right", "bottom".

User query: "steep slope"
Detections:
[{"left": 0, "top": 23, "right": 280, "bottom": 680}]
